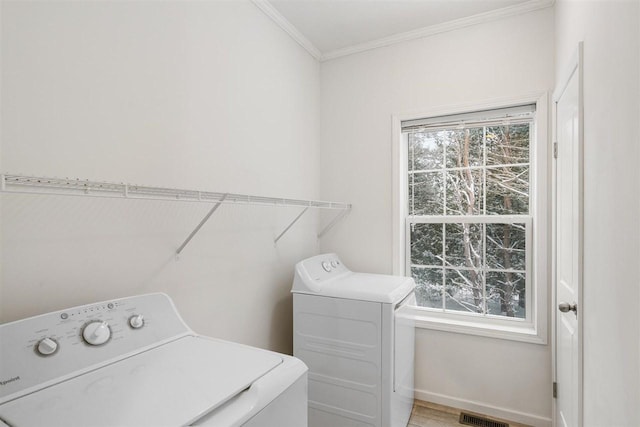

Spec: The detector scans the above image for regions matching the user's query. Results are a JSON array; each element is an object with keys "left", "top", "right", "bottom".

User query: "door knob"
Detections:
[{"left": 558, "top": 302, "right": 578, "bottom": 314}]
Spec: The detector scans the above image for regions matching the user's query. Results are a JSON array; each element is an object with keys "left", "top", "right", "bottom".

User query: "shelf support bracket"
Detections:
[
  {"left": 274, "top": 207, "right": 309, "bottom": 244},
  {"left": 318, "top": 207, "right": 351, "bottom": 239},
  {"left": 176, "top": 193, "right": 228, "bottom": 255}
]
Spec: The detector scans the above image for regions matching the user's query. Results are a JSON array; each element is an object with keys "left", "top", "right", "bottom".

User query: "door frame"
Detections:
[{"left": 551, "top": 41, "right": 584, "bottom": 427}]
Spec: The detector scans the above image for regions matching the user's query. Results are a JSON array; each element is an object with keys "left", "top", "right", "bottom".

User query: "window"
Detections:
[{"left": 394, "top": 98, "right": 548, "bottom": 343}]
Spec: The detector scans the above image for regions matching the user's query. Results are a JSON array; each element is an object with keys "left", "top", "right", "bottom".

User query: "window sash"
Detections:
[
  {"left": 406, "top": 121, "right": 532, "bottom": 218},
  {"left": 408, "top": 162, "right": 530, "bottom": 175},
  {"left": 408, "top": 215, "right": 530, "bottom": 223},
  {"left": 405, "top": 215, "right": 533, "bottom": 323}
]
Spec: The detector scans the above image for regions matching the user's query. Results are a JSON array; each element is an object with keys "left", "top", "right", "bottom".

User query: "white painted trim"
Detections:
[
  {"left": 532, "top": 91, "right": 551, "bottom": 349},
  {"left": 550, "top": 80, "right": 558, "bottom": 427},
  {"left": 410, "top": 310, "right": 545, "bottom": 344},
  {"left": 415, "top": 389, "right": 552, "bottom": 427},
  {"left": 393, "top": 91, "right": 548, "bottom": 124},
  {"left": 254, "top": 0, "right": 554, "bottom": 63},
  {"left": 553, "top": 44, "right": 580, "bottom": 102},
  {"left": 552, "top": 41, "right": 584, "bottom": 427},
  {"left": 251, "top": 0, "right": 322, "bottom": 61},
  {"left": 322, "top": 0, "right": 555, "bottom": 61},
  {"left": 391, "top": 115, "right": 404, "bottom": 276}
]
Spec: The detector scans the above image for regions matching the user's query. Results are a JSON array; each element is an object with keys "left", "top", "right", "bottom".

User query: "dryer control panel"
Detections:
[
  {"left": 297, "top": 253, "right": 349, "bottom": 283},
  {"left": 0, "top": 293, "right": 190, "bottom": 404}
]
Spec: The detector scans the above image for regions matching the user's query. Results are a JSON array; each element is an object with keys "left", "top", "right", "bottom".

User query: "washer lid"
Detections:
[
  {"left": 295, "top": 271, "right": 415, "bottom": 303},
  {"left": 0, "top": 336, "right": 282, "bottom": 427}
]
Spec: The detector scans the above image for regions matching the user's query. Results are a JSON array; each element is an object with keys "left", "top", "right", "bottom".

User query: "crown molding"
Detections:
[
  {"left": 253, "top": 0, "right": 555, "bottom": 63},
  {"left": 251, "top": 0, "right": 323, "bottom": 61},
  {"left": 321, "top": 0, "right": 555, "bottom": 61}
]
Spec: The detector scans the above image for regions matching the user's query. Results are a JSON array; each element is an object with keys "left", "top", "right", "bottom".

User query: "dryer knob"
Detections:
[
  {"left": 321, "top": 261, "right": 332, "bottom": 272},
  {"left": 82, "top": 321, "right": 111, "bottom": 346},
  {"left": 36, "top": 337, "right": 58, "bottom": 356},
  {"left": 129, "top": 314, "right": 145, "bottom": 329}
]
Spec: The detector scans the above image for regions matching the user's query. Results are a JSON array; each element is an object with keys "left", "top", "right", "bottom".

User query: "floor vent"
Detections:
[{"left": 459, "top": 412, "right": 509, "bottom": 427}]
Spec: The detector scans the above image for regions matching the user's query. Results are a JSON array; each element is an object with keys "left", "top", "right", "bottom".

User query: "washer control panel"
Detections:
[{"left": 0, "top": 293, "right": 189, "bottom": 404}]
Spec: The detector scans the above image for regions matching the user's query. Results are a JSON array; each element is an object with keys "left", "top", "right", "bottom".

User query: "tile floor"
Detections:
[{"left": 407, "top": 400, "right": 529, "bottom": 427}]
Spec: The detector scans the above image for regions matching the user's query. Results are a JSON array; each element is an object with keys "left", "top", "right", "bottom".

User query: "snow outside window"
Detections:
[{"left": 403, "top": 106, "right": 535, "bottom": 326}]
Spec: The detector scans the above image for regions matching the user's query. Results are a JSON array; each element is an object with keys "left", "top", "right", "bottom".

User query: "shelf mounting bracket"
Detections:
[
  {"left": 176, "top": 193, "right": 228, "bottom": 255},
  {"left": 274, "top": 207, "right": 309, "bottom": 244},
  {"left": 318, "top": 207, "right": 351, "bottom": 239}
]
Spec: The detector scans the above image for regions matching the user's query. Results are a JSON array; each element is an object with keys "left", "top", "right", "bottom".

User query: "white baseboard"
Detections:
[{"left": 414, "top": 388, "right": 552, "bottom": 427}]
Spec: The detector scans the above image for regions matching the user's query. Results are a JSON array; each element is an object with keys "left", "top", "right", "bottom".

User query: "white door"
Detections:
[{"left": 554, "top": 43, "right": 583, "bottom": 427}]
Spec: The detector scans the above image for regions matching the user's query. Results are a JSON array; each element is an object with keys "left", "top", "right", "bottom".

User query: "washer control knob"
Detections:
[
  {"left": 331, "top": 260, "right": 338, "bottom": 268},
  {"left": 36, "top": 337, "right": 58, "bottom": 356},
  {"left": 129, "top": 314, "right": 145, "bottom": 329},
  {"left": 82, "top": 321, "right": 111, "bottom": 346},
  {"left": 321, "top": 261, "right": 332, "bottom": 272}
]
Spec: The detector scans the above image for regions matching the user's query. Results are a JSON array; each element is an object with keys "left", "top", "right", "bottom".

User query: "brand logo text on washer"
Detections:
[{"left": 0, "top": 376, "right": 20, "bottom": 386}]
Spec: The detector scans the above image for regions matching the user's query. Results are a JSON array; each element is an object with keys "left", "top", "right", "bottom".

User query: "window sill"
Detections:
[{"left": 406, "top": 307, "right": 547, "bottom": 345}]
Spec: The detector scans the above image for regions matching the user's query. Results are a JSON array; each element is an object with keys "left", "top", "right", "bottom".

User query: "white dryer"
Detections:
[
  {"left": 292, "top": 253, "right": 416, "bottom": 427},
  {"left": 0, "top": 293, "right": 307, "bottom": 427}
]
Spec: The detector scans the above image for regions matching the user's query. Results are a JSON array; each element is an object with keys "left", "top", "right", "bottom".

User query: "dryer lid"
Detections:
[{"left": 0, "top": 336, "right": 282, "bottom": 427}]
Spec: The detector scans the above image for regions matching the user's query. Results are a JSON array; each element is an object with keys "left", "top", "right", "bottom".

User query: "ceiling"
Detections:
[{"left": 262, "top": 0, "right": 547, "bottom": 60}]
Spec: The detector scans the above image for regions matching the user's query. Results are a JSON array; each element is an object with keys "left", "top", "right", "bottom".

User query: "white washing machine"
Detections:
[
  {"left": 292, "top": 253, "right": 416, "bottom": 427},
  {"left": 0, "top": 293, "right": 307, "bottom": 427}
]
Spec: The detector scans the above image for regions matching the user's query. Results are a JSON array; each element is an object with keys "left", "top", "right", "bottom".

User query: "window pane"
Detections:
[
  {"left": 445, "top": 268, "right": 484, "bottom": 313},
  {"left": 404, "top": 109, "right": 534, "bottom": 323},
  {"left": 412, "top": 267, "right": 443, "bottom": 309},
  {"left": 409, "top": 171, "right": 444, "bottom": 215},
  {"left": 444, "top": 223, "right": 482, "bottom": 268},
  {"left": 486, "top": 124, "right": 530, "bottom": 166},
  {"left": 411, "top": 223, "right": 443, "bottom": 266},
  {"left": 445, "top": 127, "right": 483, "bottom": 169},
  {"left": 408, "top": 132, "right": 443, "bottom": 171},
  {"left": 486, "top": 166, "right": 529, "bottom": 215},
  {"left": 486, "top": 271, "right": 526, "bottom": 318},
  {"left": 445, "top": 168, "right": 483, "bottom": 215},
  {"left": 486, "top": 223, "right": 526, "bottom": 271}
]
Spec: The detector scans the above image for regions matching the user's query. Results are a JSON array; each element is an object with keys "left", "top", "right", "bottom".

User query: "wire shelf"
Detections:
[
  {"left": 1, "top": 173, "right": 351, "bottom": 252},
  {"left": 1, "top": 174, "right": 351, "bottom": 210}
]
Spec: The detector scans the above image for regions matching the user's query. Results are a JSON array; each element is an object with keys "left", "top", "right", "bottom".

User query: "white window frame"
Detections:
[{"left": 392, "top": 93, "right": 549, "bottom": 344}]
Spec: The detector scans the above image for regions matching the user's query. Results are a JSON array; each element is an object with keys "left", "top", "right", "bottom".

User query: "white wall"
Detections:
[
  {"left": 320, "top": 8, "right": 555, "bottom": 426},
  {"left": 554, "top": 1, "right": 640, "bottom": 425},
  {"left": 0, "top": 0, "right": 321, "bottom": 355}
]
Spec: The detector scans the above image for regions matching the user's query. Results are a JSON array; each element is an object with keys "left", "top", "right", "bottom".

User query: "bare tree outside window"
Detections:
[{"left": 406, "top": 112, "right": 532, "bottom": 320}]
